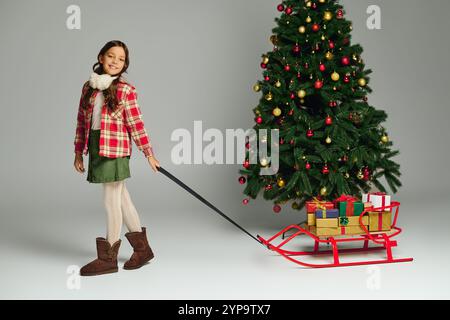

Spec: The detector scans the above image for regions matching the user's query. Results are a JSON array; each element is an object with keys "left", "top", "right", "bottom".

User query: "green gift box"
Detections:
[{"left": 335, "top": 195, "right": 364, "bottom": 217}]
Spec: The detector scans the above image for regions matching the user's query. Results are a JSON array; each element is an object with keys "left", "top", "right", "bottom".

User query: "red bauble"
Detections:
[
  {"left": 344, "top": 75, "right": 350, "bottom": 83},
  {"left": 264, "top": 75, "right": 270, "bottom": 81},
  {"left": 305, "top": 162, "right": 311, "bottom": 170},
  {"left": 280, "top": 138, "right": 284, "bottom": 145},
  {"left": 329, "top": 40, "right": 335, "bottom": 49},
  {"left": 239, "top": 176, "right": 246, "bottom": 184},
  {"left": 285, "top": 7, "right": 293, "bottom": 15},
  {"left": 284, "top": 64, "right": 291, "bottom": 72},
  {"left": 273, "top": 204, "right": 281, "bottom": 213},
  {"left": 341, "top": 56, "right": 350, "bottom": 66},
  {"left": 314, "top": 79, "right": 324, "bottom": 89},
  {"left": 293, "top": 44, "right": 301, "bottom": 54},
  {"left": 245, "top": 142, "right": 250, "bottom": 149},
  {"left": 290, "top": 139, "right": 295, "bottom": 145},
  {"left": 288, "top": 109, "right": 294, "bottom": 116},
  {"left": 329, "top": 101, "right": 337, "bottom": 107},
  {"left": 325, "top": 116, "right": 333, "bottom": 125},
  {"left": 312, "top": 24, "right": 321, "bottom": 32},
  {"left": 304, "top": 62, "right": 309, "bottom": 69},
  {"left": 343, "top": 38, "right": 350, "bottom": 45},
  {"left": 297, "top": 72, "right": 301, "bottom": 79},
  {"left": 336, "top": 9, "right": 344, "bottom": 19},
  {"left": 255, "top": 116, "right": 263, "bottom": 124},
  {"left": 260, "top": 63, "right": 267, "bottom": 69},
  {"left": 265, "top": 184, "right": 273, "bottom": 191},
  {"left": 277, "top": 4, "right": 284, "bottom": 12},
  {"left": 243, "top": 160, "right": 250, "bottom": 169},
  {"left": 243, "top": 198, "right": 249, "bottom": 205},
  {"left": 312, "top": 2, "right": 317, "bottom": 9},
  {"left": 319, "top": 64, "right": 326, "bottom": 72},
  {"left": 342, "top": 155, "right": 348, "bottom": 162},
  {"left": 322, "top": 165, "right": 330, "bottom": 174},
  {"left": 290, "top": 92, "right": 295, "bottom": 99},
  {"left": 306, "top": 129, "right": 314, "bottom": 138}
]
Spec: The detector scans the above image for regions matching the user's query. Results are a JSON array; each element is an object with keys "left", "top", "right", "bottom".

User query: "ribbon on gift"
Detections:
[
  {"left": 312, "top": 197, "right": 327, "bottom": 215},
  {"left": 339, "top": 217, "right": 349, "bottom": 226},
  {"left": 340, "top": 226, "right": 346, "bottom": 235},
  {"left": 306, "top": 197, "right": 333, "bottom": 213}
]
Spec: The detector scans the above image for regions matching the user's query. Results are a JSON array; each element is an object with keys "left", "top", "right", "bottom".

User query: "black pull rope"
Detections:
[{"left": 157, "top": 166, "right": 262, "bottom": 245}]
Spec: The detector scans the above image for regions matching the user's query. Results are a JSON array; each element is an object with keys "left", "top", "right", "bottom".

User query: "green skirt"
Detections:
[{"left": 87, "top": 129, "right": 131, "bottom": 183}]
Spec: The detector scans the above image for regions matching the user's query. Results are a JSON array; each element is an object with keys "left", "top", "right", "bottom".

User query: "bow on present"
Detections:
[
  {"left": 334, "top": 194, "right": 357, "bottom": 204},
  {"left": 339, "top": 217, "right": 349, "bottom": 226},
  {"left": 335, "top": 194, "right": 358, "bottom": 217},
  {"left": 313, "top": 197, "right": 328, "bottom": 216}
]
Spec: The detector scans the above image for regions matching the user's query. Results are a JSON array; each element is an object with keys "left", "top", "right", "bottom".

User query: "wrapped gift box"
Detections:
[
  {"left": 338, "top": 216, "right": 369, "bottom": 227},
  {"left": 362, "top": 192, "right": 391, "bottom": 212},
  {"left": 307, "top": 213, "right": 316, "bottom": 226},
  {"left": 315, "top": 208, "right": 339, "bottom": 219},
  {"left": 309, "top": 225, "right": 366, "bottom": 236},
  {"left": 368, "top": 211, "right": 392, "bottom": 232},
  {"left": 335, "top": 195, "right": 364, "bottom": 217},
  {"left": 305, "top": 199, "right": 334, "bottom": 213},
  {"left": 316, "top": 218, "right": 338, "bottom": 228}
]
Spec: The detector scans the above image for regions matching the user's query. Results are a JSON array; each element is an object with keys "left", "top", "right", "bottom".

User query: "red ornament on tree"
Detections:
[
  {"left": 305, "top": 162, "right": 311, "bottom": 170},
  {"left": 239, "top": 176, "right": 246, "bottom": 184},
  {"left": 255, "top": 116, "right": 263, "bottom": 124},
  {"left": 314, "top": 79, "right": 324, "bottom": 89},
  {"left": 329, "top": 40, "right": 335, "bottom": 49},
  {"left": 322, "top": 165, "right": 330, "bottom": 174},
  {"left": 280, "top": 138, "right": 284, "bottom": 145},
  {"left": 245, "top": 142, "right": 250, "bottom": 149},
  {"left": 264, "top": 75, "right": 270, "bottom": 81},
  {"left": 260, "top": 63, "right": 267, "bottom": 69},
  {"left": 312, "top": 24, "right": 321, "bottom": 32},
  {"left": 319, "top": 63, "right": 326, "bottom": 72},
  {"left": 325, "top": 116, "right": 333, "bottom": 125},
  {"left": 243, "top": 198, "right": 249, "bottom": 205},
  {"left": 285, "top": 7, "right": 293, "bottom": 15},
  {"left": 336, "top": 9, "right": 344, "bottom": 19},
  {"left": 288, "top": 109, "right": 294, "bottom": 116},
  {"left": 277, "top": 4, "right": 284, "bottom": 12},
  {"left": 297, "top": 72, "right": 301, "bottom": 79},
  {"left": 293, "top": 44, "right": 301, "bottom": 54},
  {"left": 265, "top": 184, "right": 273, "bottom": 191},
  {"left": 306, "top": 129, "right": 314, "bottom": 138},
  {"left": 243, "top": 160, "right": 250, "bottom": 169},
  {"left": 290, "top": 92, "right": 295, "bottom": 99},
  {"left": 344, "top": 75, "right": 350, "bottom": 83},
  {"left": 284, "top": 64, "right": 291, "bottom": 72},
  {"left": 273, "top": 204, "right": 281, "bottom": 213},
  {"left": 341, "top": 56, "right": 350, "bottom": 66}
]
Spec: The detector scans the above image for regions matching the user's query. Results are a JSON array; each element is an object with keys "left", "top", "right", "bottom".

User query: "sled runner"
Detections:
[{"left": 257, "top": 201, "right": 413, "bottom": 268}]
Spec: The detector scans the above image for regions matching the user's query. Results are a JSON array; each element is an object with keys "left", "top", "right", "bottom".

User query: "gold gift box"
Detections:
[
  {"left": 307, "top": 213, "right": 316, "bottom": 226},
  {"left": 338, "top": 215, "right": 369, "bottom": 227},
  {"left": 309, "top": 225, "right": 367, "bottom": 237},
  {"left": 368, "top": 211, "right": 392, "bottom": 232},
  {"left": 316, "top": 218, "right": 338, "bottom": 228}
]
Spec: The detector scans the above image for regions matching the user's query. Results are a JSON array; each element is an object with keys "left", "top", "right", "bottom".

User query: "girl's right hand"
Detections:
[{"left": 74, "top": 154, "right": 85, "bottom": 173}]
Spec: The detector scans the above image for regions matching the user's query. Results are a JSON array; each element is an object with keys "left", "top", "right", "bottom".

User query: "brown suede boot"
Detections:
[
  {"left": 79, "top": 238, "right": 121, "bottom": 276},
  {"left": 123, "top": 227, "right": 154, "bottom": 270}
]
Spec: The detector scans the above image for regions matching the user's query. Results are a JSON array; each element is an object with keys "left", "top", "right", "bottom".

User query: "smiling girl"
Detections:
[{"left": 73, "top": 40, "right": 160, "bottom": 276}]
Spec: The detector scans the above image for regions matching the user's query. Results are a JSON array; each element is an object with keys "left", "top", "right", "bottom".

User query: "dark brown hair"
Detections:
[{"left": 81, "top": 40, "right": 130, "bottom": 112}]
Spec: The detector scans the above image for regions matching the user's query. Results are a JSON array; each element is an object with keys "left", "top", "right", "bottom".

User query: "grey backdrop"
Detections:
[{"left": 1, "top": 0, "right": 449, "bottom": 299}]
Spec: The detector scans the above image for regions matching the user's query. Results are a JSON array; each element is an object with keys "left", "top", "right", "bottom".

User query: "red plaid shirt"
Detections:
[{"left": 74, "top": 79, "right": 154, "bottom": 158}]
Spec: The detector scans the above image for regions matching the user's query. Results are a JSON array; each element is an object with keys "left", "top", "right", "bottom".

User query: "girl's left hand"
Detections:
[{"left": 147, "top": 156, "right": 161, "bottom": 172}]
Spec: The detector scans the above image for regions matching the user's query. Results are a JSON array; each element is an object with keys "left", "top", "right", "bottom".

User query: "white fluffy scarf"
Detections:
[{"left": 89, "top": 72, "right": 118, "bottom": 90}]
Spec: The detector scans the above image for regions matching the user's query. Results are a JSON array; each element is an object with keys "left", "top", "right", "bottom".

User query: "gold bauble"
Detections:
[
  {"left": 331, "top": 71, "right": 340, "bottom": 81},
  {"left": 321, "top": 35, "right": 326, "bottom": 41},
  {"left": 319, "top": 0, "right": 326, "bottom": 3},
  {"left": 275, "top": 80, "right": 282, "bottom": 88},
  {"left": 306, "top": 1, "right": 312, "bottom": 8},
  {"left": 306, "top": 16, "right": 312, "bottom": 23},
  {"left": 358, "top": 78, "right": 367, "bottom": 87},
  {"left": 265, "top": 92, "right": 273, "bottom": 101},
  {"left": 262, "top": 56, "right": 269, "bottom": 64},
  {"left": 296, "top": 191, "right": 301, "bottom": 196},
  {"left": 357, "top": 170, "right": 364, "bottom": 180},
  {"left": 324, "top": 11, "right": 333, "bottom": 21},
  {"left": 272, "top": 107, "right": 282, "bottom": 117},
  {"left": 260, "top": 158, "right": 269, "bottom": 167},
  {"left": 381, "top": 135, "right": 389, "bottom": 143},
  {"left": 320, "top": 187, "right": 327, "bottom": 196},
  {"left": 253, "top": 84, "right": 261, "bottom": 92},
  {"left": 298, "top": 26, "right": 306, "bottom": 34},
  {"left": 325, "top": 136, "right": 332, "bottom": 144},
  {"left": 278, "top": 179, "right": 285, "bottom": 188},
  {"left": 292, "top": 202, "right": 299, "bottom": 210},
  {"left": 325, "top": 51, "right": 334, "bottom": 60},
  {"left": 270, "top": 35, "right": 278, "bottom": 45},
  {"left": 344, "top": 173, "right": 350, "bottom": 179},
  {"left": 297, "top": 89, "right": 307, "bottom": 98}
]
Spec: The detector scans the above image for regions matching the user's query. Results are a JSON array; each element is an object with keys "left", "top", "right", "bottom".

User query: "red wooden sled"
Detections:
[{"left": 257, "top": 201, "right": 413, "bottom": 268}]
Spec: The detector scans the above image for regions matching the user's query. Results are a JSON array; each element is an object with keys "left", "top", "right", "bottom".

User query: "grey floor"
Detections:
[{"left": 1, "top": 191, "right": 448, "bottom": 299}]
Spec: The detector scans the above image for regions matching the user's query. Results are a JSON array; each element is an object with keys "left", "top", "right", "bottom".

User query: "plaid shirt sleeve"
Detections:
[
  {"left": 123, "top": 85, "right": 154, "bottom": 158},
  {"left": 74, "top": 82, "right": 88, "bottom": 154}
]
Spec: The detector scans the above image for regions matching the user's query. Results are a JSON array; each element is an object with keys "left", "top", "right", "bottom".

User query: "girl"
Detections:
[{"left": 73, "top": 40, "right": 160, "bottom": 276}]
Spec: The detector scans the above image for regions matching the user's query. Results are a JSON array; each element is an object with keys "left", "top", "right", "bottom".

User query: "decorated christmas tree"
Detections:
[{"left": 239, "top": 0, "right": 401, "bottom": 213}]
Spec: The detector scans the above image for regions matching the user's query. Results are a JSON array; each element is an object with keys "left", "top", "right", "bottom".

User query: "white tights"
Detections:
[{"left": 103, "top": 180, "right": 142, "bottom": 245}]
